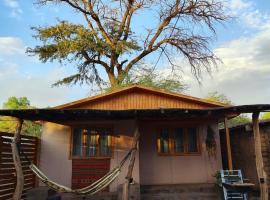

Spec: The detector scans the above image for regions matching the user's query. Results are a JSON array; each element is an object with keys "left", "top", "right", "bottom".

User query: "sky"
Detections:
[{"left": 0, "top": 0, "right": 270, "bottom": 108}]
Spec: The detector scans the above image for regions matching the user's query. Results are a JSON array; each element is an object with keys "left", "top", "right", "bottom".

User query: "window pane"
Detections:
[
  {"left": 188, "top": 128, "right": 198, "bottom": 152},
  {"left": 173, "top": 128, "right": 184, "bottom": 153},
  {"left": 100, "top": 129, "right": 111, "bottom": 157},
  {"left": 72, "top": 128, "right": 83, "bottom": 156},
  {"left": 159, "top": 128, "right": 170, "bottom": 153},
  {"left": 86, "top": 129, "right": 98, "bottom": 157}
]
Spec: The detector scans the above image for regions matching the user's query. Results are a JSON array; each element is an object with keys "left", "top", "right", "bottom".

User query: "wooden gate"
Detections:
[{"left": 0, "top": 132, "right": 39, "bottom": 200}]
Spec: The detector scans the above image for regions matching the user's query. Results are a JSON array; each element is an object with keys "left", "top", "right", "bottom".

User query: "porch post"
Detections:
[
  {"left": 252, "top": 112, "right": 268, "bottom": 200},
  {"left": 224, "top": 117, "right": 233, "bottom": 170},
  {"left": 12, "top": 118, "right": 24, "bottom": 200},
  {"left": 122, "top": 124, "right": 140, "bottom": 200}
]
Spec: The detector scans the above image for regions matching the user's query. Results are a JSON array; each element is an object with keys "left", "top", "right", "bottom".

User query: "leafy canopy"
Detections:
[
  {"left": 106, "top": 68, "right": 188, "bottom": 93},
  {"left": 205, "top": 92, "right": 251, "bottom": 128},
  {"left": 0, "top": 97, "right": 41, "bottom": 137},
  {"left": 28, "top": 0, "right": 228, "bottom": 89},
  {"left": 261, "top": 112, "right": 270, "bottom": 120}
]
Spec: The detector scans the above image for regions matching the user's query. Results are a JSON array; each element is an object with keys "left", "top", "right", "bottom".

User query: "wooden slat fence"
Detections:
[{"left": 0, "top": 132, "right": 39, "bottom": 200}]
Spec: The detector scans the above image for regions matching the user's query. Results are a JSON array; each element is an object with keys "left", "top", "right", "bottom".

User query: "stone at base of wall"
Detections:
[
  {"left": 140, "top": 183, "right": 222, "bottom": 200},
  {"left": 27, "top": 183, "right": 261, "bottom": 200},
  {"left": 26, "top": 187, "right": 118, "bottom": 200}
]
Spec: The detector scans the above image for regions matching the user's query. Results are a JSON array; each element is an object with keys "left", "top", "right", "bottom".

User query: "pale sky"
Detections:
[{"left": 0, "top": 0, "right": 270, "bottom": 108}]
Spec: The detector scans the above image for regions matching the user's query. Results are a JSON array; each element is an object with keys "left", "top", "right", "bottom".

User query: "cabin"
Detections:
[
  {"left": 1, "top": 85, "right": 270, "bottom": 199},
  {"left": 38, "top": 85, "right": 226, "bottom": 199}
]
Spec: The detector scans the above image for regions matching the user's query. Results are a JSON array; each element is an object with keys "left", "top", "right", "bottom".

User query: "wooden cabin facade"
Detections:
[{"left": 38, "top": 86, "right": 227, "bottom": 198}]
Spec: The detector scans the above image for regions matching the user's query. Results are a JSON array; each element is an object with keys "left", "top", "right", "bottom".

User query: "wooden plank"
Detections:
[
  {"left": 1, "top": 152, "right": 36, "bottom": 157},
  {"left": 0, "top": 132, "right": 38, "bottom": 140},
  {"left": 252, "top": 112, "right": 268, "bottom": 200},
  {"left": 0, "top": 136, "right": 36, "bottom": 144},
  {"left": 0, "top": 167, "right": 31, "bottom": 175},
  {"left": 0, "top": 180, "right": 34, "bottom": 191},
  {"left": 0, "top": 176, "right": 34, "bottom": 185},
  {"left": 224, "top": 117, "right": 233, "bottom": 170},
  {"left": 0, "top": 162, "right": 32, "bottom": 168},
  {"left": 1, "top": 142, "right": 36, "bottom": 150},
  {"left": 0, "top": 157, "right": 35, "bottom": 163},
  {"left": 1, "top": 147, "right": 36, "bottom": 154},
  {"left": 0, "top": 173, "right": 33, "bottom": 180},
  {"left": 122, "top": 125, "right": 140, "bottom": 200}
]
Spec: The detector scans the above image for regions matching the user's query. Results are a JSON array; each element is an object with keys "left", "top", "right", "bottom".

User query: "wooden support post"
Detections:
[
  {"left": 224, "top": 117, "right": 233, "bottom": 170},
  {"left": 122, "top": 125, "right": 140, "bottom": 200},
  {"left": 12, "top": 118, "right": 24, "bottom": 200},
  {"left": 252, "top": 112, "right": 268, "bottom": 200}
]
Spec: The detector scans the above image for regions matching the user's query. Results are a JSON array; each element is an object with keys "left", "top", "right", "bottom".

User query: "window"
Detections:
[
  {"left": 157, "top": 127, "right": 199, "bottom": 155},
  {"left": 159, "top": 128, "right": 170, "bottom": 153},
  {"left": 173, "top": 128, "right": 184, "bottom": 153},
  {"left": 187, "top": 128, "right": 198, "bottom": 153},
  {"left": 72, "top": 128, "right": 112, "bottom": 158}
]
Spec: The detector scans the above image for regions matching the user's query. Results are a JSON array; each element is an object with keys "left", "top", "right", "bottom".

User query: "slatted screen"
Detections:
[
  {"left": 72, "top": 158, "right": 110, "bottom": 189},
  {"left": 0, "top": 132, "right": 39, "bottom": 200}
]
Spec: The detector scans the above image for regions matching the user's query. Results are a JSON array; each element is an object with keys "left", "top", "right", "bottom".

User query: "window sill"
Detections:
[
  {"left": 71, "top": 156, "right": 112, "bottom": 160},
  {"left": 157, "top": 152, "right": 201, "bottom": 156}
]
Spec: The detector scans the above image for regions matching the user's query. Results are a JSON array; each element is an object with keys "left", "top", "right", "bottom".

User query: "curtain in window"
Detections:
[
  {"left": 173, "top": 128, "right": 184, "bottom": 153},
  {"left": 159, "top": 128, "right": 170, "bottom": 153},
  {"left": 87, "top": 129, "right": 98, "bottom": 157},
  {"left": 100, "top": 129, "right": 111, "bottom": 156},
  {"left": 188, "top": 128, "right": 198, "bottom": 152},
  {"left": 72, "top": 128, "right": 83, "bottom": 156}
]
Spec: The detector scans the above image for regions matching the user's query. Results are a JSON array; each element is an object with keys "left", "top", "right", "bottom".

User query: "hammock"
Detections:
[{"left": 19, "top": 144, "right": 133, "bottom": 195}]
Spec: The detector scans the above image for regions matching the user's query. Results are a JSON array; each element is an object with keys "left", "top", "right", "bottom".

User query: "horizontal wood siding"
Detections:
[
  {"left": 0, "top": 132, "right": 39, "bottom": 200},
  {"left": 72, "top": 159, "right": 110, "bottom": 189},
  {"left": 75, "top": 90, "right": 211, "bottom": 110}
]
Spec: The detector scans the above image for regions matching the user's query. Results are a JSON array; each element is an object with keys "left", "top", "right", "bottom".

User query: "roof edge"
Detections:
[{"left": 55, "top": 85, "right": 229, "bottom": 109}]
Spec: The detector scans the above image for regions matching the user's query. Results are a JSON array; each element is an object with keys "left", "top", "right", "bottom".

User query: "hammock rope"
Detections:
[{"left": 17, "top": 142, "right": 134, "bottom": 195}]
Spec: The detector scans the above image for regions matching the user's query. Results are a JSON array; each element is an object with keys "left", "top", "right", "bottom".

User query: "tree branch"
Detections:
[
  {"left": 61, "top": 0, "right": 115, "bottom": 47},
  {"left": 81, "top": 50, "right": 110, "bottom": 71}
]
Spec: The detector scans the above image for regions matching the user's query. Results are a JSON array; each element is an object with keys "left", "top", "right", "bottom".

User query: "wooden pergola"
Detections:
[{"left": 0, "top": 104, "right": 270, "bottom": 200}]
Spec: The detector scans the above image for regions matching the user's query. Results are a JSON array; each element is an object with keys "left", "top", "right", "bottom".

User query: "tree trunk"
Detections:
[
  {"left": 12, "top": 118, "right": 24, "bottom": 200},
  {"left": 122, "top": 125, "right": 140, "bottom": 200},
  {"left": 107, "top": 70, "right": 117, "bottom": 87},
  {"left": 252, "top": 112, "right": 268, "bottom": 200}
]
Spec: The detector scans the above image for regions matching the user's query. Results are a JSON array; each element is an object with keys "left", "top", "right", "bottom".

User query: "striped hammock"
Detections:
[{"left": 26, "top": 148, "right": 133, "bottom": 195}]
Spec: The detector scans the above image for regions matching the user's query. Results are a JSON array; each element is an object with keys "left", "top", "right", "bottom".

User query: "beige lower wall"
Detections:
[
  {"left": 109, "top": 120, "right": 140, "bottom": 192},
  {"left": 39, "top": 122, "right": 72, "bottom": 187},
  {"left": 139, "top": 121, "right": 222, "bottom": 185},
  {"left": 39, "top": 120, "right": 221, "bottom": 191}
]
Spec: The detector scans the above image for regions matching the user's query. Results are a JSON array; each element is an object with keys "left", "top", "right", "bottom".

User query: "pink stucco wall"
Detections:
[
  {"left": 139, "top": 121, "right": 222, "bottom": 185},
  {"left": 39, "top": 120, "right": 140, "bottom": 192},
  {"left": 39, "top": 120, "right": 222, "bottom": 191},
  {"left": 39, "top": 122, "right": 72, "bottom": 187},
  {"left": 109, "top": 120, "right": 140, "bottom": 191}
]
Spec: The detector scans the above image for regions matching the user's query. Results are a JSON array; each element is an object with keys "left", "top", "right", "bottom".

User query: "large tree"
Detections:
[{"left": 28, "top": 0, "right": 228, "bottom": 89}]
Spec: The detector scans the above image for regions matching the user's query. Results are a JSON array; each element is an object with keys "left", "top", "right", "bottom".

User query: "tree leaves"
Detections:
[{"left": 0, "top": 97, "right": 41, "bottom": 137}]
